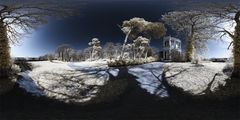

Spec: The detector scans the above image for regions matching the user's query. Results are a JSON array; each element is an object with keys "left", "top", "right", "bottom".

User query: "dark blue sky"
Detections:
[{"left": 11, "top": 0, "right": 239, "bottom": 58}]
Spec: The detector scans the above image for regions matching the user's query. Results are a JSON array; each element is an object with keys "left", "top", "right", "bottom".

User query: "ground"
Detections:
[
  {"left": 17, "top": 60, "right": 231, "bottom": 102},
  {"left": 164, "top": 62, "right": 230, "bottom": 95},
  {"left": 0, "top": 70, "right": 239, "bottom": 120},
  {"left": 18, "top": 60, "right": 119, "bottom": 103},
  {"left": 0, "top": 60, "right": 239, "bottom": 119}
]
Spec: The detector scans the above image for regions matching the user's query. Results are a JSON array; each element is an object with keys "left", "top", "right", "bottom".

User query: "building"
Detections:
[{"left": 159, "top": 36, "right": 182, "bottom": 60}]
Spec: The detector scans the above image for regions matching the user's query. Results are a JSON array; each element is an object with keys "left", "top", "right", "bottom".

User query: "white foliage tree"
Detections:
[
  {"left": 103, "top": 42, "right": 115, "bottom": 59},
  {"left": 88, "top": 38, "right": 102, "bottom": 61},
  {"left": 133, "top": 36, "right": 150, "bottom": 60},
  {"left": 119, "top": 17, "right": 166, "bottom": 61}
]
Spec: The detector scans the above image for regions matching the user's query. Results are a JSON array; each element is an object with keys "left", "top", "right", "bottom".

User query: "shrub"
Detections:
[
  {"left": 108, "top": 57, "right": 157, "bottom": 67},
  {"left": 222, "top": 63, "right": 233, "bottom": 76},
  {"left": 171, "top": 50, "right": 186, "bottom": 62},
  {"left": 9, "top": 64, "right": 21, "bottom": 77}
]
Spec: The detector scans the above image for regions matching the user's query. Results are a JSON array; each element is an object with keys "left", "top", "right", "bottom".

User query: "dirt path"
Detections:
[{"left": 0, "top": 67, "right": 239, "bottom": 120}]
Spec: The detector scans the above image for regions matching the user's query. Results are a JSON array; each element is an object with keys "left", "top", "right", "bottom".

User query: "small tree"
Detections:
[
  {"left": 83, "top": 47, "right": 92, "bottom": 61},
  {"left": 56, "top": 44, "right": 72, "bottom": 61},
  {"left": 88, "top": 38, "right": 102, "bottom": 61},
  {"left": 76, "top": 50, "right": 84, "bottom": 61},
  {"left": 133, "top": 36, "right": 150, "bottom": 60},
  {"left": 114, "top": 43, "right": 122, "bottom": 59},
  {"left": 103, "top": 42, "right": 115, "bottom": 59}
]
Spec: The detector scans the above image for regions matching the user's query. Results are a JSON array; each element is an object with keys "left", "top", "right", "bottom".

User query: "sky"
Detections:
[{"left": 10, "top": 0, "right": 239, "bottom": 58}]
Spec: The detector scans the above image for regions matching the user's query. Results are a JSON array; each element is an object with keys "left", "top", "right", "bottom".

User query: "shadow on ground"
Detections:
[{"left": 0, "top": 67, "right": 239, "bottom": 120}]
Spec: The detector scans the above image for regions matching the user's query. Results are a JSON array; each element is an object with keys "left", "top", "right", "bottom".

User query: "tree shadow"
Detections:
[
  {"left": 1, "top": 63, "right": 239, "bottom": 120},
  {"left": 127, "top": 63, "right": 190, "bottom": 98},
  {"left": 30, "top": 68, "right": 111, "bottom": 103}
]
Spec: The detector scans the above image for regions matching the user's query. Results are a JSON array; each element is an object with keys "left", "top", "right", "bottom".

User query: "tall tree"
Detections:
[
  {"left": 0, "top": 1, "right": 82, "bottom": 77},
  {"left": 119, "top": 17, "right": 166, "bottom": 59},
  {"left": 207, "top": 4, "right": 240, "bottom": 78},
  {"left": 162, "top": 11, "right": 216, "bottom": 62}
]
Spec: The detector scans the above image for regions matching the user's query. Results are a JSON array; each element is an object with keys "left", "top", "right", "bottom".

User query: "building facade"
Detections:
[{"left": 160, "top": 36, "right": 182, "bottom": 60}]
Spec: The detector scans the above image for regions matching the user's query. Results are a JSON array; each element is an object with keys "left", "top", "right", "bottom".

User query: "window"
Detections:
[
  {"left": 165, "top": 40, "right": 169, "bottom": 47},
  {"left": 176, "top": 43, "right": 178, "bottom": 49}
]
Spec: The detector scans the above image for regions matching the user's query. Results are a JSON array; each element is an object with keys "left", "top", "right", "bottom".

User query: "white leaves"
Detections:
[
  {"left": 89, "top": 38, "right": 100, "bottom": 46},
  {"left": 89, "top": 38, "right": 102, "bottom": 60},
  {"left": 162, "top": 11, "right": 207, "bottom": 32},
  {"left": 121, "top": 17, "right": 165, "bottom": 39},
  {"left": 121, "top": 26, "right": 131, "bottom": 34},
  {"left": 134, "top": 36, "right": 150, "bottom": 45}
]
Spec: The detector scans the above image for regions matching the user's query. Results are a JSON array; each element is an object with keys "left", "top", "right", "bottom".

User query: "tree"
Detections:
[
  {"left": 114, "top": 43, "right": 122, "bottom": 59},
  {"left": 76, "top": 50, "right": 84, "bottom": 61},
  {"left": 0, "top": 1, "right": 80, "bottom": 77},
  {"left": 65, "top": 47, "right": 75, "bottom": 62},
  {"left": 56, "top": 44, "right": 72, "bottom": 61},
  {"left": 41, "top": 53, "right": 55, "bottom": 62},
  {"left": 103, "top": 42, "right": 115, "bottom": 59},
  {"left": 83, "top": 47, "right": 92, "bottom": 61},
  {"left": 119, "top": 17, "right": 166, "bottom": 59},
  {"left": 207, "top": 4, "right": 240, "bottom": 77},
  {"left": 133, "top": 36, "right": 150, "bottom": 59},
  {"left": 162, "top": 11, "right": 217, "bottom": 62},
  {"left": 88, "top": 38, "right": 102, "bottom": 61}
]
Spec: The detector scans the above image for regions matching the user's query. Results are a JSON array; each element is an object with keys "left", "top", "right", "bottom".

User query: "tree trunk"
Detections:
[
  {"left": 133, "top": 46, "right": 136, "bottom": 60},
  {"left": 91, "top": 48, "right": 94, "bottom": 61},
  {"left": 0, "top": 21, "right": 11, "bottom": 77},
  {"left": 120, "top": 30, "right": 131, "bottom": 59},
  {"left": 232, "top": 12, "right": 240, "bottom": 78},
  {"left": 186, "top": 33, "right": 194, "bottom": 62},
  {"left": 61, "top": 52, "right": 64, "bottom": 61},
  {"left": 144, "top": 47, "right": 149, "bottom": 60}
]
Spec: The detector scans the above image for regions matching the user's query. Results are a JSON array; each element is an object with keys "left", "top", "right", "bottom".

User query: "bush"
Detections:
[
  {"left": 9, "top": 64, "right": 21, "bottom": 77},
  {"left": 108, "top": 59, "right": 140, "bottom": 67},
  {"left": 222, "top": 63, "right": 233, "bottom": 76},
  {"left": 108, "top": 57, "right": 157, "bottom": 67},
  {"left": 171, "top": 50, "right": 185, "bottom": 62},
  {"left": 213, "top": 77, "right": 240, "bottom": 99}
]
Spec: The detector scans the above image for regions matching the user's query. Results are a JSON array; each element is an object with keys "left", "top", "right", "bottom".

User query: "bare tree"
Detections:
[
  {"left": 207, "top": 4, "right": 240, "bottom": 77},
  {"left": 0, "top": 1, "right": 82, "bottom": 77},
  {"left": 56, "top": 44, "right": 72, "bottom": 61},
  {"left": 162, "top": 11, "right": 217, "bottom": 62}
]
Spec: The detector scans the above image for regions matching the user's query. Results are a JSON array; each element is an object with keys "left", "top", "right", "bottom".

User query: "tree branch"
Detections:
[
  {"left": 227, "top": 41, "right": 233, "bottom": 50},
  {"left": 219, "top": 28, "right": 234, "bottom": 39}
]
